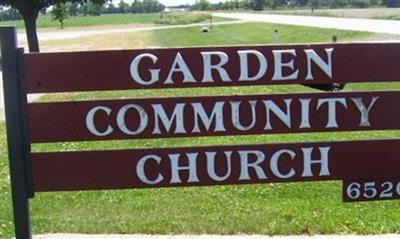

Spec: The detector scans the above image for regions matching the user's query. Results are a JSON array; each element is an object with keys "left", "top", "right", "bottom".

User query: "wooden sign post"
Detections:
[
  {"left": 3, "top": 26, "right": 400, "bottom": 239},
  {"left": 1, "top": 27, "right": 33, "bottom": 239}
]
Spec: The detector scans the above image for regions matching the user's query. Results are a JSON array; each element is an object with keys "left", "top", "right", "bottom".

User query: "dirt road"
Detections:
[
  {"left": 213, "top": 12, "right": 400, "bottom": 35},
  {"left": 16, "top": 20, "right": 246, "bottom": 43}
]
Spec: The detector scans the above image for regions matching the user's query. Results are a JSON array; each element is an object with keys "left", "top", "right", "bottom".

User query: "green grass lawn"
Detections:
[
  {"left": 0, "top": 13, "right": 159, "bottom": 29},
  {"left": 151, "top": 22, "right": 371, "bottom": 47},
  {"left": 2, "top": 22, "right": 400, "bottom": 239},
  {"left": 262, "top": 7, "right": 400, "bottom": 20},
  {"left": 0, "top": 12, "right": 220, "bottom": 30}
]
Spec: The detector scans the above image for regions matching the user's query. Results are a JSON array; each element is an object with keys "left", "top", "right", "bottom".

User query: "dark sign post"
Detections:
[
  {"left": 1, "top": 27, "right": 33, "bottom": 239},
  {"left": 3, "top": 26, "right": 400, "bottom": 238}
]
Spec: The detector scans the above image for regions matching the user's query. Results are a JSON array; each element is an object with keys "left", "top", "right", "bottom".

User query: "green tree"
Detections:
[
  {"left": 271, "top": 0, "right": 286, "bottom": 9},
  {"left": 252, "top": 0, "right": 265, "bottom": 10},
  {"left": 118, "top": 0, "right": 130, "bottom": 13},
  {"left": 51, "top": 3, "right": 69, "bottom": 29},
  {"left": 0, "top": 8, "right": 22, "bottom": 21},
  {"left": 193, "top": 0, "right": 212, "bottom": 10},
  {"left": 239, "top": 0, "right": 251, "bottom": 9},
  {"left": 310, "top": 0, "right": 319, "bottom": 11},
  {"left": 0, "top": 0, "right": 109, "bottom": 52},
  {"left": 350, "top": 0, "right": 370, "bottom": 7},
  {"left": 130, "top": 0, "right": 142, "bottom": 13},
  {"left": 67, "top": 2, "right": 79, "bottom": 16},
  {"left": 382, "top": 0, "right": 400, "bottom": 7},
  {"left": 105, "top": 3, "right": 119, "bottom": 13},
  {"left": 80, "top": 2, "right": 104, "bottom": 16}
]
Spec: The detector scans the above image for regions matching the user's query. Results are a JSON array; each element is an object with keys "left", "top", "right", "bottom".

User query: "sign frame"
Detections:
[
  {"left": 1, "top": 27, "right": 33, "bottom": 239},
  {"left": 4, "top": 25, "right": 400, "bottom": 239}
]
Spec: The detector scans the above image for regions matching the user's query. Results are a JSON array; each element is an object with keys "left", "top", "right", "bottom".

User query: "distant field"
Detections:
[
  {"left": 2, "top": 21, "right": 400, "bottom": 239},
  {"left": 0, "top": 13, "right": 159, "bottom": 29},
  {"left": 0, "top": 12, "right": 217, "bottom": 29},
  {"left": 266, "top": 7, "right": 400, "bottom": 20}
]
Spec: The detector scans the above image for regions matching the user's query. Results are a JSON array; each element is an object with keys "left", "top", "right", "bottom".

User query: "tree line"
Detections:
[
  {"left": 192, "top": 0, "right": 400, "bottom": 10},
  {"left": 63, "top": 0, "right": 165, "bottom": 17},
  {"left": 0, "top": 1, "right": 165, "bottom": 21}
]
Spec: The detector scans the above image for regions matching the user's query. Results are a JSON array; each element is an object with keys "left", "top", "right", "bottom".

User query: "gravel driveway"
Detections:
[{"left": 213, "top": 12, "right": 400, "bottom": 35}]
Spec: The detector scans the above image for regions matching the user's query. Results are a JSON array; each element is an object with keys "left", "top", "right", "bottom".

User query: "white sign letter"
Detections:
[
  {"left": 201, "top": 51, "right": 232, "bottom": 82},
  {"left": 136, "top": 154, "right": 164, "bottom": 185},
  {"left": 272, "top": 49, "right": 299, "bottom": 81},
  {"left": 301, "top": 147, "right": 331, "bottom": 177},
  {"left": 238, "top": 50, "right": 268, "bottom": 81},
  {"left": 305, "top": 48, "right": 333, "bottom": 80},
  {"left": 117, "top": 104, "right": 148, "bottom": 135},
  {"left": 169, "top": 153, "right": 200, "bottom": 184},
  {"left": 230, "top": 101, "right": 257, "bottom": 131},
  {"left": 86, "top": 106, "right": 113, "bottom": 137},
  {"left": 152, "top": 103, "right": 186, "bottom": 134},
  {"left": 192, "top": 102, "right": 226, "bottom": 133},
  {"left": 270, "top": 149, "right": 296, "bottom": 179},
  {"left": 165, "top": 52, "right": 196, "bottom": 84},
  {"left": 130, "top": 53, "right": 160, "bottom": 85},
  {"left": 206, "top": 151, "right": 232, "bottom": 181},
  {"left": 264, "top": 99, "right": 292, "bottom": 130},
  {"left": 317, "top": 98, "right": 347, "bottom": 128},
  {"left": 351, "top": 97, "right": 379, "bottom": 127},
  {"left": 238, "top": 150, "right": 267, "bottom": 180}
]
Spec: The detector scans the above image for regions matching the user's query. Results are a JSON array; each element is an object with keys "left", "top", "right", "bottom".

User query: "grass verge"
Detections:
[
  {"left": 1, "top": 13, "right": 159, "bottom": 29},
  {"left": 39, "top": 21, "right": 373, "bottom": 52},
  {"left": 151, "top": 22, "right": 371, "bottom": 47},
  {"left": 154, "top": 12, "right": 212, "bottom": 25},
  {"left": 263, "top": 7, "right": 400, "bottom": 20},
  {"left": 1, "top": 12, "right": 226, "bottom": 30},
  {"left": 2, "top": 22, "right": 400, "bottom": 239}
]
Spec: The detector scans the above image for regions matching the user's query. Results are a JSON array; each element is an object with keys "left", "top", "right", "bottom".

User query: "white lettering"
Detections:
[
  {"left": 301, "top": 147, "right": 331, "bottom": 177},
  {"left": 230, "top": 100, "right": 257, "bottom": 131},
  {"left": 317, "top": 98, "right": 347, "bottom": 128},
  {"left": 165, "top": 52, "right": 196, "bottom": 84},
  {"left": 238, "top": 50, "right": 268, "bottom": 81},
  {"left": 169, "top": 153, "right": 200, "bottom": 184},
  {"left": 238, "top": 150, "right": 267, "bottom": 180},
  {"left": 136, "top": 154, "right": 164, "bottom": 185},
  {"left": 201, "top": 51, "right": 232, "bottom": 82},
  {"left": 264, "top": 99, "right": 292, "bottom": 130},
  {"left": 192, "top": 102, "right": 226, "bottom": 133},
  {"left": 305, "top": 48, "right": 333, "bottom": 80},
  {"left": 130, "top": 53, "right": 160, "bottom": 85},
  {"left": 206, "top": 151, "right": 232, "bottom": 181},
  {"left": 351, "top": 97, "right": 379, "bottom": 127},
  {"left": 117, "top": 104, "right": 148, "bottom": 135},
  {"left": 270, "top": 149, "right": 296, "bottom": 179},
  {"left": 86, "top": 106, "right": 113, "bottom": 136},
  {"left": 152, "top": 103, "right": 186, "bottom": 134},
  {"left": 272, "top": 50, "right": 299, "bottom": 81}
]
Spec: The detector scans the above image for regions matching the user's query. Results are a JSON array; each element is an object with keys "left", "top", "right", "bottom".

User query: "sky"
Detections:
[{"left": 112, "top": 0, "right": 222, "bottom": 7}]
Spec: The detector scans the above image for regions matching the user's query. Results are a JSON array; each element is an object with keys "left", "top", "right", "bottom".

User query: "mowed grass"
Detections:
[
  {"left": 1, "top": 12, "right": 221, "bottom": 30},
  {"left": 3, "top": 22, "right": 400, "bottom": 239},
  {"left": 40, "top": 21, "right": 372, "bottom": 52},
  {"left": 0, "top": 13, "right": 160, "bottom": 29},
  {"left": 265, "top": 7, "right": 400, "bottom": 20},
  {"left": 151, "top": 22, "right": 371, "bottom": 47}
]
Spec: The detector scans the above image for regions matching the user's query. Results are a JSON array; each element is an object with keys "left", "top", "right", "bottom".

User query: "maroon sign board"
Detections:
[{"left": 2, "top": 26, "right": 400, "bottom": 239}]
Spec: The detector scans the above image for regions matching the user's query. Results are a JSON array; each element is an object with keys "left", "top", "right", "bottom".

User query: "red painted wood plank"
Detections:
[
  {"left": 28, "top": 91, "right": 398, "bottom": 143},
  {"left": 32, "top": 139, "right": 400, "bottom": 192},
  {"left": 25, "top": 43, "right": 400, "bottom": 93}
]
